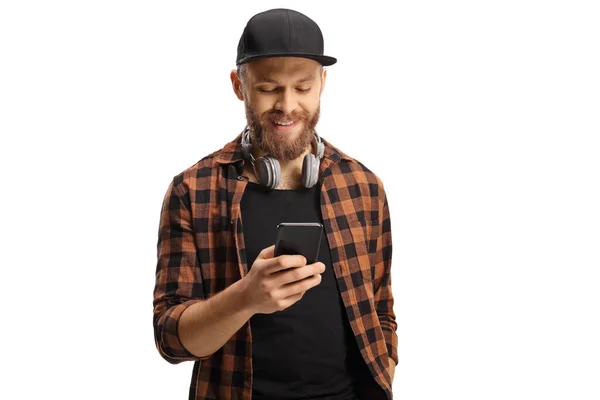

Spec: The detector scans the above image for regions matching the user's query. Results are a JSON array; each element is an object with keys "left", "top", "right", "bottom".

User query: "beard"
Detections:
[{"left": 244, "top": 100, "right": 320, "bottom": 161}]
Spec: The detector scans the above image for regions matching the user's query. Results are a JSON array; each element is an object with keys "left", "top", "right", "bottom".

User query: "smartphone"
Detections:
[{"left": 274, "top": 222, "right": 323, "bottom": 265}]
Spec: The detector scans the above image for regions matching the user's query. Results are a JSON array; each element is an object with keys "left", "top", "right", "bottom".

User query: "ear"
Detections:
[
  {"left": 230, "top": 69, "right": 245, "bottom": 101},
  {"left": 319, "top": 68, "right": 327, "bottom": 96}
]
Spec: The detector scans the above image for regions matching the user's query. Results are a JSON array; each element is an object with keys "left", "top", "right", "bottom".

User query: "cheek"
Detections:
[
  {"left": 248, "top": 97, "right": 273, "bottom": 117},
  {"left": 300, "top": 99, "right": 319, "bottom": 115},
  {"left": 303, "top": 93, "right": 320, "bottom": 108}
]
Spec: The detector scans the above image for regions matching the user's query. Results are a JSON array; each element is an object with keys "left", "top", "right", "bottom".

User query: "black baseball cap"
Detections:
[{"left": 236, "top": 8, "right": 337, "bottom": 66}]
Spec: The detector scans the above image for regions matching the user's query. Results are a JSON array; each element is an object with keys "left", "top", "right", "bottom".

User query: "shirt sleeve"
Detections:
[
  {"left": 372, "top": 181, "right": 398, "bottom": 366},
  {"left": 153, "top": 180, "right": 209, "bottom": 364}
]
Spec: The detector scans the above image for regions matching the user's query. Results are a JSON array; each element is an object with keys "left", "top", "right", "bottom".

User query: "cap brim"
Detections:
[{"left": 237, "top": 53, "right": 337, "bottom": 66}]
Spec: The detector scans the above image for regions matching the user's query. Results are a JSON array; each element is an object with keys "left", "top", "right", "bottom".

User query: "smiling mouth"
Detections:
[{"left": 271, "top": 120, "right": 298, "bottom": 132}]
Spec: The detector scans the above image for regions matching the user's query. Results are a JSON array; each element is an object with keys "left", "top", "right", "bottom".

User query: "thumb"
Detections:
[{"left": 256, "top": 245, "right": 275, "bottom": 260}]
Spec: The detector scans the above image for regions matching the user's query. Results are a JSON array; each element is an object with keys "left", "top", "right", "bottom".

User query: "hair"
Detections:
[{"left": 237, "top": 63, "right": 249, "bottom": 84}]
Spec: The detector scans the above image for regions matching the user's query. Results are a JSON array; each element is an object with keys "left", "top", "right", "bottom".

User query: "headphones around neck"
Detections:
[{"left": 240, "top": 126, "right": 325, "bottom": 190}]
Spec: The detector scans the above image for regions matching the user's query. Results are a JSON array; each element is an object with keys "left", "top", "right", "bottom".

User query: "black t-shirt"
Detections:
[{"left": 240, "top": 181, "right": 363, "bottom": 400}]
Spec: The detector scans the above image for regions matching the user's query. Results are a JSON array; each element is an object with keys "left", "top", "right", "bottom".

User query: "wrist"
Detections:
[{"left": 231, "top": 278, "right": 256, "bottom": 317}]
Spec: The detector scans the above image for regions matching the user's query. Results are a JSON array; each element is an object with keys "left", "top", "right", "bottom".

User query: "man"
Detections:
[{"left": 153, "top": 8, "right": 398, "bottom": 400}]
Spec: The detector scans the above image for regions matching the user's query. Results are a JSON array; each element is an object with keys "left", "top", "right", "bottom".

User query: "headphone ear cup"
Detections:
[
  {"left": 302, "top": 154, "right": 319, "bottom": 188},
  {"left": 257, "top": 157, "right": 270, "bottom": 187},
  {"left": 258, "top": 157, "right": 280, "bottom": 189},
  {"left": 269, "top": 157, "right": 281, "bottom": 189}
]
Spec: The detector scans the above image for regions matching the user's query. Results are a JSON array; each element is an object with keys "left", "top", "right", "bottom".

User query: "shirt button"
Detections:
[{"left": 237, "top": 175, "right": 244, "bottom": 181}]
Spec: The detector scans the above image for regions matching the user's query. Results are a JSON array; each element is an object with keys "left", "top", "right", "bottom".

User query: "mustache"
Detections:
[
  {"left": 263, "top": 109, "right": 310, "bottom": 123},
  {"left": 245, "top": 106, "right": 312, "bottom": 140}
]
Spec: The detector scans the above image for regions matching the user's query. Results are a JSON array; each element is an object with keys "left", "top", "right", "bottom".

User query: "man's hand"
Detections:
[
  {"left": 240, "top": 245, "right": 325, "bottom": 315},
  {"left": 389, "top": 358, "right": 396, "bottom": 384}
]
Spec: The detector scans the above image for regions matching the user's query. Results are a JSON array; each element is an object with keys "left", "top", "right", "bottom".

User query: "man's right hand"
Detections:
[{"left": 240, "top": 245, "right": 325, "bottom": 315}]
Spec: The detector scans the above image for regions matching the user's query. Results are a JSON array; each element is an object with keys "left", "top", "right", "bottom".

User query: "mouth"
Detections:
[{"left": 271, "top": 120, "right": 298, "bottom": 132}]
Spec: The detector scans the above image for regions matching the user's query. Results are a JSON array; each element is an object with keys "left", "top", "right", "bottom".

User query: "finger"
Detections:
[
  {"left": 282, "top": 290, "right": 305, "bottom": 301},
  {"left": 306, "top": 261, "right": 326, "bottom": 272},
  {"left": 267, "top": 254, "right": 307, "bottom": 274},
  {"left": 253, "top": 253, "right": 304, "bottom": 277},
  {"left": 273, "top": 261, "right": 324, "bottom": 285},
  {"left": 278, "top": 273, "right": 322, "bottom": 296},
  {"left": 276, "top": 291, "right": 304, "bottom": 311},
  {"left": 256, "top": 245, "right": 275, "bottom": 260}
]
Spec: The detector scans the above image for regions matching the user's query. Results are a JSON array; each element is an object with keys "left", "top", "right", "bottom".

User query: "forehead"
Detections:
[{"left": 246, "top": 57, "right": 321, "bottom": 81}]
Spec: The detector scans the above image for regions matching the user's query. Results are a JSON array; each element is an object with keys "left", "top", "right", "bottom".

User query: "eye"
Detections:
[{"left": 257, "top": 87, "right": 311, "bottom": 94}]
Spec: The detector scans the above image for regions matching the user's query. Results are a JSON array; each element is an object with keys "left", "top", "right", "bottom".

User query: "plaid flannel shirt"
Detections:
[{"left": 153, "top": 132, "right": 398, "bottom": 400}]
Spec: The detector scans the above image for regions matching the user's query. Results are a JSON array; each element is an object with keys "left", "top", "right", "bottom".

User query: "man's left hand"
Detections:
[{"left": 388, "top": 358, "right": 396, "bottom": 384}]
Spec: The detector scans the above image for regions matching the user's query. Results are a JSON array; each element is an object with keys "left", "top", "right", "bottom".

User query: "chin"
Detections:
[{"left": 266, "top": 126, "right": 301, "bottom": 141}]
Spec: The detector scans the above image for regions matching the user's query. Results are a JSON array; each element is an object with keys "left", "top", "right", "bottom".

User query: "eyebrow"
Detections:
[{"left": 255, "top": 75, "right": 315, "bottom": 84}]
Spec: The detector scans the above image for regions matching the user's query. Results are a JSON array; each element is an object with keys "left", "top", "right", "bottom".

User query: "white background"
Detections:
[{"left": 1, "top": 1, "right": 599, "bottom": 399}]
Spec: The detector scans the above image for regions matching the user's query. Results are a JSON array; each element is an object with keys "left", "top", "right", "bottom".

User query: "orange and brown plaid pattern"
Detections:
[{"left": 153, "top": 131, "right": 398, "bottom": 400}]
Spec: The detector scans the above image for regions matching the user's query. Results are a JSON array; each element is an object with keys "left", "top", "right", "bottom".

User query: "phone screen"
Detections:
[{"left": 274, "top": 222, "right": 323, "bottom": 264}]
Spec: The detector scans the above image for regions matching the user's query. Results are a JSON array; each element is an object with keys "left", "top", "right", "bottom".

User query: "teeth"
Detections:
[{"left": 275, "top": 121, "right": 293, "bottom": 126}]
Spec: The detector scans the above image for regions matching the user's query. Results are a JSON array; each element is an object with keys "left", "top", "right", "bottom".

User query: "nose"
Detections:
[{"left": 273, "top": 89, "right": 298, "bottom": 116}]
